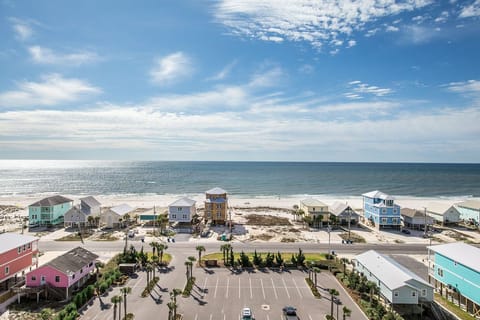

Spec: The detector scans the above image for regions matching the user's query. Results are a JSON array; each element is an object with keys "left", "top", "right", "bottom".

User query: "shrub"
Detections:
[{"left": 305, "top": 278, "right": 321, "bottom": 298}]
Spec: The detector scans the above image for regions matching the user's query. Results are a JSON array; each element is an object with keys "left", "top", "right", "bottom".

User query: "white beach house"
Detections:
[
  {"left": 168, "top": 197, "right": 196, "bottom": 223},
  {"left": 329, "top": 201, "right": 359, "bottom": 225},
  {"left": 64, "top": 196, "right": 101, "bottom": 228},
  {"left": 455, "top": 200, "right": 480, "bottom": 226},
  {"left": 426, "top": 202, "right": 460, "bottom": 225}
]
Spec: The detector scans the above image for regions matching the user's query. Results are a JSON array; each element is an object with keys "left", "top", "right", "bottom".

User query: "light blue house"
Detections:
[
  {"left": 28, "top": 195, "right": 73, "bottom": 227},
  {"left": 355, "top": 250, "right": 433, "bottom": 306},
  {"left": 455, "top": 200, "right": 480, "bottom": 226},
  {"left": 428, "top": 242, "right": 480, "bottom": 316},
  {"left": 169, "top": 197, "right": 196, "bottom": 223},
  {"left": 362, "top": 190, "right": 401, "bottom": 229}
]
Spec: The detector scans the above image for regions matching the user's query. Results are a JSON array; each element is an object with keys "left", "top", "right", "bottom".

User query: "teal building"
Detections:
[
  {"left": 28, "top": 195, "right": 73, "bottom": 227},
  {"left": 428, "top": 242, "right": 480, "bottom": 317}
]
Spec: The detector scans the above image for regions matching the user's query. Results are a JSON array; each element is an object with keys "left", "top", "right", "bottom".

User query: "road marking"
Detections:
[
  {"left": 308, "top": 315, "right": 313, "bottom": 320},
  {"left": 214, "top": 277, "right": 219, "bottom": 298},
  {"left": 238, "top": 277, "right": 241, "bottom": 298},
  {"left": 209, "top": 314, "right": 213, "bottom": 320},
  {"left": 271, "top": 278, "right": 278, "bottom": 299},
  {"left": 292, "top": 278, "right": 303, "bottom": 298},
  {"left": 194, "top": 315, "right": 198, "bottom": 320},
  {"left": 261, "top": 278, "right": 266, "bottom": 299},
  {"left": 202, "top": 277, "right": 208, "bottom": 292},
  {"left": 226, "top": 277, "right": 230, "bottom": 298},
  {"left": 282, "top": 278, "right": 290, "bottom": 299},
  {"left": 266, "top": 315, "right": 270, "bottom": 320},
  {"left": 249, "top": 277, "right": 253, "bottom": 299}
]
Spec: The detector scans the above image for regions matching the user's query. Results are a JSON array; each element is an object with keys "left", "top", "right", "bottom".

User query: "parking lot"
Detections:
[{"left": 178, "top": 268, "right": 367, "bottom": 320}]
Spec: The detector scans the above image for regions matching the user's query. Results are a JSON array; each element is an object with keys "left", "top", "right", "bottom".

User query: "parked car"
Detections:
[
  {"left": 282, "top": 306, "right": 299, "bottom": 320},
  {"left": 241, "top": 307, "right": 254, "bottom": 320},
  {"left": 401, "top": 229, "right": 411, "bottom": 234}
]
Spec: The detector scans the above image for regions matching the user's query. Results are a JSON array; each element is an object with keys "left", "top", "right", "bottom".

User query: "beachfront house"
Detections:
[
  {"left": 329, "top": 202, "right": 359, "bottom": 226},
  {"left": 401, "top": 208, "right": 434, "bottom": 230},
  {"left": 64, "top": 196, "right": 102, "bottom": 228},
  {"left": 169, "top": 197, "right": 196, "bottom": 223},
  {"left": 101, "top": 203, "right": 134, "bottom": 228},
  {"left": 426, "top": 202, "right": 460, "bottom": 225},
  {"left": 355, "top": 250, "right": 433, "bottom": 308},
  {"left": 455, "top": 200, "right": 480, "bottom": 227},
  {"left": 428, "top": 242, "right": 480, "bottom": 316},
  {"left": 0, "top": 233, "right": 39, "bottom": 291},
  {"left": 299, "top": 198, "right": 329, "bottom": 227},
  {"left": 362, "top": 190, "right": 401, "bottom": 230},
  {"left": 28, "top": 195, "right": 73, "bottom": 228},
  {"left": 204, "top": 187, "right": 228, "bottom": 225},
  {"left": 26, "top": 247, "right": 98, "bottom": 300}
]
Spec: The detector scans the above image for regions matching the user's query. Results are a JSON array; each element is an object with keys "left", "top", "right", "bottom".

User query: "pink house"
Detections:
[
  {"left": 26, "top": 247, "right": 98, "bottom": 300},
  {"left": 0, "top": 233, "right": 39, "bottom": 291}
]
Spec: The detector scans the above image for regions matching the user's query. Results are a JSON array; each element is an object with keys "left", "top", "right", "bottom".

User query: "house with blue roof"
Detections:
[
  {"left": 428, "top": 242, "right": 480, "bottom": 317},
  {"left": 362, "top": 190, "right": 401, "bottom": 230},
  {"left": 355, "top": 250, "right": 433, "bottom": 315}
]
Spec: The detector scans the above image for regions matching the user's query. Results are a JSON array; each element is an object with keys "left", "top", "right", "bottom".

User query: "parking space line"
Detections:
[
  {"left": 266, "top": 315, "right": 270, "bottom": 320},
  {"left": 238, "top": 277, "right": 241, "bottom": 298},
  {"left": 308, "top": 315, "right": 313, "bottom": 320},
  {"left": 209, "top": 314, "right": 212, "bottom": 320},
  {"left": 261, "top": 278, "right": 266, "bottom": 299},
  {"left": 194, "top": 315, "right": 198, "bottom": 320},
  {"left": 214, "top": 277, "right": 219, "bottom": 298},
  {"left": 249, "top": 277, "right": 253, "bottom": 299},
  {"left": 225, "top": 277, "right": 230, "bottom": 298},
  {"left": 282, "top": 278, "right": 291, "bottom": 299},
  {"left": 202, "top": 277, "right": 208, "bottom": 294},
  {"left": 292, "top": 278, "right": 303, "bottom": 298},
  {"left": 271, "top": 278, "right": 278, "bottom": 299}
]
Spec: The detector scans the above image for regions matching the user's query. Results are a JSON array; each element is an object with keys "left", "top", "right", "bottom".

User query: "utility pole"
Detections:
[
  {"left": 347, "top": 202, "right": 352, "bottom": 242},
  {"left": 423, "top": 207, "right": 428, "bottom": 238},
  {"left": 327, "top": 224, "right": 332, "bottom": 260}
]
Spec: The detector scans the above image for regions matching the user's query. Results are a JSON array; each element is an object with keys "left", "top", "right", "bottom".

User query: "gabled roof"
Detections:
[
  {"left": 46, "top": 247, "right": 98, "bottom": 275},
  {"left": 428, "top": 242, "right": 480, "bottom": 273},
  {"left": 362, "top": 190, "right": 395, "bottom": 201},
  {"left": 329, "top": 201, "right": 358, "bottom": 217},
  {"left": 355, "top": 250, "right": 432, "bottom": 291},
  {"left": 169, "top": 197, "right": 196, "bottom": 207},
  {"left": 80, "top": 196, "right": 101, "bottom": 208},
  {"left": 0, "top": 233, "right": 38, "bottom": 254},
  {"left": 109, "top": 204, "right": 134, "bottom": 216},
  {"left": 456, "top": 200, "right": 480, "bottom": 211},
  {"left": 300, "top": 198, "right": 327, "bottom": 207},
  {"left": 401, "top": 208, "right": 424, "bottom": 218},
  {"left": 65, "top": 205, "right": 85, "bottom": 218},
  {"left": 427, "top": 202, "right": 458, "bottom": 215},
  {"left": 206, "top": 187, "right": 227, "bottom": 195},
  {"left": 30, "top": 195, "right": 73, "bottom": 207}
]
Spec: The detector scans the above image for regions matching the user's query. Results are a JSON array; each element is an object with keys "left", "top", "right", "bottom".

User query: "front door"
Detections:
[{"left": 40, "top": 275, "right": 46, "bottom": 285}]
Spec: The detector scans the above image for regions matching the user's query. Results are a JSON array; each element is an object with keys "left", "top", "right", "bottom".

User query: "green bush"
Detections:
[
  {"left": 182, "top": 277, "right": 196, "bottom": 297},
  {"left": 305, "top": 278, "right": 321, "bottom": 298}
]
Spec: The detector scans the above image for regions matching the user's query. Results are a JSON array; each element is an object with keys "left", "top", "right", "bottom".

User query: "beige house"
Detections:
[{"left": 299, "top": 198, "right": 329, "bottom": 227}]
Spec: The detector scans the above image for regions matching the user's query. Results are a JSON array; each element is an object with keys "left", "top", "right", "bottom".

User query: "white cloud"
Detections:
[
  {"left": 298, "top": 64, "right": 315, "bottom": 74},
  {"left": 206, "top": 60, "right": 237, "bottom": 81},
  {"left": 0, "top": 74, "right": 101, "bottom": 108},
  {"left": 347, "top": 40, "right": 357, "bottom": 48},
  {"left": 150, "top": 52, "right": 193, "bottom": 86},
  {"left": 214, "top": 0, "right": 433, "bottom": 50},
  {"left": 248, "top": 66, "right": 284, "bottom": 88},
  {"left": 348, "top": 81, "right": 393, "bottom": 97},
  {"left": 459, "top": 0, "right": 480, "bottom": 18},
  {"left": 28, "top": 46, "right": 99, "bottom": 65},
  {"left": 386, "top": 25, "right": 399, "bottom": 32},
  {"left": 401, "top": 25, "right": 439, "bottom": 44},
  {"left": 9, "top": 17, "right": 34, "bottom": 41},
  {"left": 446, "top": 80, "right": 480, "bottom": 93},
  {"left": 435, "top": 11, "right": 449, "bottom": 23}
]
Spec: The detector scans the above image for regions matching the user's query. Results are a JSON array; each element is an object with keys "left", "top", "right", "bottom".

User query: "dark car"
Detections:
[
  {"left": 282, "top": 306, "right": 299, "bottom": 320},
  {"left": 401, "top": 229, "right": 411, "bottom": 234}
]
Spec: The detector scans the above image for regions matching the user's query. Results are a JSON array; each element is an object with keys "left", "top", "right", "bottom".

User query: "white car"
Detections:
[{"left": 241, "top": 307, "right": 254, "bottom": 320}]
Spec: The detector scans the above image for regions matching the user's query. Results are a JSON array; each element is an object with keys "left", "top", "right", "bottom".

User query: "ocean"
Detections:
[{"left": 0, "top": 160, "right": 479, "bottom": 198}]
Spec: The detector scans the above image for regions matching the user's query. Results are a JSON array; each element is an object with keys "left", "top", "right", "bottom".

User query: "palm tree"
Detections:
[
  {"left": 121, "top": 286, "right": 132, "bottom": 318},
  {"left": 145, "top": 263, "right": 153, "bottom": 285},
  {"left": 111, "top": 295, "right": 122, "bottom": 320},
  {"left": 329, "top": 288, "right": 339, "bottom": 318},
  {"left": 158, "top": 243, "right": 168, "bottom": 265},
  {"left": 185, "top": 260, "right": 192, "bottom": 281},
  {"left": 95, "top": 261, "right": 103, "bottom": 281},
  {"left": 167, "top": 301, "right": 177, "bottom": 320},
  {"left": 196, "top": 245, "right": 205, "bottom": 266},
  {"left": 312, "top": 267, "right": 321, "bottom": 288},
  {"left": 342, "top": 306, "right": 352, "bottom": 320},
  {"left": 297, "top": 209, "right": 305, "bottom": 223},
  {"left": 87, "top": 216, "right": 95, "bottom": 229},
  {"left": 151, "top": 256, "right": 158, "bottom": 278},
  {"left": 94, "top": 216, "right": 100, "bottom": 227},
  {"left": 303, "top": 215, "right": 312, "bottom": 229},
  {"left": 292, "top": 204, "right": 299, "bottom": 221},
  {"left": 156, "top": 214, "right": 169, "bottom": 235},
  {"left": 220, "top": 244, "right": 231, "bottom": 265},
  {"left": 149, "top": 241, "right": 159, "bottom": 256},
  {"left": 169, "top": 288, "right": 182, "bottom": 320},
  {"left": 188, "top": 256, "right": 196, "bottom": 278}
]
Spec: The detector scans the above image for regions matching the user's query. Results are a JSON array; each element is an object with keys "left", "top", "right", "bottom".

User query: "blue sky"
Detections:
[{"left": 0, "top": 0, "right": 479, "bottom": 162}]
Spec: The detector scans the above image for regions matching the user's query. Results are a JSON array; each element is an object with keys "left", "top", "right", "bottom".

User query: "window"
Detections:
[
  {"left": 5, "top": 266, "right": 9, "bottom": 275},
  {"left": 80, "top": 268, "right": 83, "bottom": 274},
  {"left": 177, "top": 207, "right": 182, "bottom": 211},
  {"left": 72, "top": 274, "right": 75, "bottom": 279},
  {"left": 31, "top": 276, "right": 36, "bottom": 281},
  {"left": 412, "top": 291, "right": 416, "bottom": 297},
  {"left": 89, "top": 262, "right": 93, "bottom": 267},
  {"left": 382, "top": 208, "right": 387, "bottom": 214},
  {"left": 437, "top": 268, "right": 444, "bottom": 277},
  {"left": 182, "top": 214, "right": 187, "bottom": 219},
  {"left": 381, "top": 217, "right": 387, "bottom": 224},
  {"left": 55, "top": 275, "right": 60, "bottom": 282},
  {"left": 18, "top": 247, "right": 21, "bottom": 254},
  {"left": 394, "top": 291, "right": 399, "bottom": 297},
  {"left": 27, "top": 243, "right": 31, "bottom": 249},
  {"left": 23, "top": 244, "right": 26, "bottom": 251},
  {"left": 172, "top": 214, "right": 176, "bottom": 219},
  {"left": 421, "top": 289, "right": 427, "bottom": 297},
  {"left": 393, "top": 208, "right": 397, "bottom": 213}
]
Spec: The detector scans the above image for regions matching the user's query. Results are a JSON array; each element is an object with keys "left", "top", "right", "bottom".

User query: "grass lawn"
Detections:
[
  {"left": 434, "top": 293, "right": 476, "bottom": 320},
  {"left": 202, "top": 251, "right": 327, "bottom": 263},
  {"left": 145, "top": 252, "right": 172, "bottom": 264}
]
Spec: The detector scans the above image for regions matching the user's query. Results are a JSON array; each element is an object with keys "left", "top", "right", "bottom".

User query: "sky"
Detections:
[{"left": 0, "top": 0, "right": 479, "bottom": 162}]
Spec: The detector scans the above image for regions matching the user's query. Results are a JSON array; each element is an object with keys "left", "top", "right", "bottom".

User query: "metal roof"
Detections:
[
  {"left": 355, "top": 250, "right": 432, "bottom": 290},
  {"left": 206, "top": 187, "right": 227, "bottom": 195},
  {"left": 329, "top": 201, "right": 358, "bottom": 217},
  {"left": 427, "top": 202, "right": 459, "bottom": 215},
  {"left": 362, "top": 190, "right": 395, "bottom": 200},
  {"left": 428, "top": 242, "right": 480, "bottom": 273},
  {"left": 80, "top": 196, "right": 101, "bottom": 208},
  {"left": 29, "top": 195, "right": 73, "bottom": 207},
  {"left": 0, "top": 233, "right": 38, "bottom": 254},
  {"left": 46, "top": 247, "right": 98, "bottom": 275},
  {"left": 401, "top": 208, "right": 425, "bottom": 218},
  {"left": 456, "top": 200, "right": 480, "bottom": 211},
  {"left": 300, "top": 198, "right": 327, "bottom": 207},
  {"left": 110, "top": 204, "right": 134, "bottom": 216},
  {"left": 169, "top": 197, "right": 196, "bottom": 207}
]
